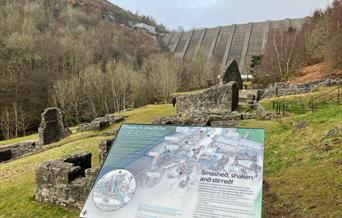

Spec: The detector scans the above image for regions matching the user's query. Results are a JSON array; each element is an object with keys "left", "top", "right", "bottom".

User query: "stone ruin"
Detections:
[
  {"left": 220, "top": 59, "right": 243, "bottom": 89},
  {"left": 0, "top": 141, "right": 37, "bottom": 163},
  {"left": 35, "top": 138, "right": 115, "bottom": 209},
  {"left": 99, "top": 138, "right": 114, "bottom": 165},
  {"left": 0, "top": 107, "right": 71, "bottom": 164},
  {"left": 153, "top": 111, "right": 255, "bottom": 128},
  {"left": 35, "top": 152, "right": 98, "bottom": 209},
  {"left": 77, "top": 114, "right": 124, "bottom": 132},
  {"left": 262, "top": 78, "right": 342, "bottom": 98},
  {"left": 38, "top": 107, "right": 71, "bottom": 145},
  {"left": 176, "top": 81, "right": 239, "bottom": 118},
  {"left": 156, "top": 62, "right": 252, "bottom": 127},
  {"left": 155, "top": 77, "right": 258, "bottom": 128}
]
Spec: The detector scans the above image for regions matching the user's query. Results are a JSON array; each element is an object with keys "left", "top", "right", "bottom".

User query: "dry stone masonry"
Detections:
[
  {"left": 77, "top": 114, "right": 124, "bottom": 131},
  {"left": 262, "top": 78, "right": 342, "bottom": 98},
  {"left": 0, "top": 141, "right": 37, "bottom": 163},
  {"left": 35, "top": 152, "right": 97, "bottom": 209},
  {"left": 220, "top": 59, "right": 243, "bottom": 89},
  {"left": 177, "top": 81, "right": 239, "bottom": 117},
  {"left": 35, "top": 138, "right": 116, "bottom": 209},
  {"left": 154, "top": 112, "right": 255, "bottom": 128},
  {"left": 99, "top": 139, "right": 114, "bottom": 165},
  {"left": 38, "top": 108, "right": 71, "bottom": 145}
]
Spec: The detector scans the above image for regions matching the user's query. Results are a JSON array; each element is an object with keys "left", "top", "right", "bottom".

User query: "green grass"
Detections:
[
  {"left": 172, "top": 88, "right": 206, "bottom": 96},
  {"left": 1, "top": 102, "right": 341, "bottom": 217},
  {"left": 0, "top": 134, "right": 38, "bottom": 147},
  {"left": 261, "top": 86, "right": 341, "bottom": 114},
  {"left": 239, "top": 105, "right": 342, "bottom": 217},
  {"left": 0, "top": 104, "right": 176, "bottom": 218}
]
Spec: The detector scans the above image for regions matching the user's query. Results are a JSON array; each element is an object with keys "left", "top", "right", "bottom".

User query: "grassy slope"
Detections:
[
  {"left": 261, "top": 86, "right": 340, "bottom": 114},
  {"left": 0, "top": 102, "right": 341, "bottom": 217},
  {"left": 239, "top": 105, "right": 342, "bottom": 218},
  {"left": 0, "top": 104, "right": 176, "bottom": 218}
]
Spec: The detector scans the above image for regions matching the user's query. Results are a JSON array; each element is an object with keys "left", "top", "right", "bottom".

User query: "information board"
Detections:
[{"left": 80, "top": 124, "right": 264, "bottom": 218}]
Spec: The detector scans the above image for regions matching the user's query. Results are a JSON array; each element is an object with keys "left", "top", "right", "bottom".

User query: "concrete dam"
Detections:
[{"left": 162, "top": 18, "right": 305, "bottom": 77}]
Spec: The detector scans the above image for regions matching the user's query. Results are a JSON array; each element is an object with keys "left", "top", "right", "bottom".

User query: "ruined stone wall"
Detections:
[
  {"left": 99, "top": 139, "right": 114, "bottom": 165},
  {"left": 35, "top": 152, "right": 97, "bottom": 209},
  {"left": 177, "top": 82, "right": 239, "bottom": 116},
  {"left": 38, "top": 107, "right": 71, "bottom": 145},
  {"left": 263, "top": 78, "right": 342, "bottom": 98},
  {"left": 0, "top": 141, "right": 37, "bottom": 163},
  {"left": 77, "top": 114, "right": 124, "bottom": 132},
  {"left": 35, "top": 138, "right": 116, "bottom": 209},
  {"left": 220, "top": 59, "right": 243, "bottom": 89}
]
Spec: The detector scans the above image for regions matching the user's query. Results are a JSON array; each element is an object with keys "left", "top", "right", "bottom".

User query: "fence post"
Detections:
[
  {"left": 277, "top": 102, "right": 280, "bottom": 115},
  {"left": 272, "top": 101, "right": 275, "bottom": 111},
  {"left": 338, "top": 87, "right": 340, "bottom": 105}
]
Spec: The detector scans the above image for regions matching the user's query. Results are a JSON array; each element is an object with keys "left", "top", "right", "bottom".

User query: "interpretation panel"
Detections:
[{"left": 81, "top": 124, "right": 264, "bottom": 218}]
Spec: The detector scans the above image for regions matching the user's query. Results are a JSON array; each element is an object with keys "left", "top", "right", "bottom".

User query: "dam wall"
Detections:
[{"left": 163, "top": 18, "right": 305, "bottom": 76}]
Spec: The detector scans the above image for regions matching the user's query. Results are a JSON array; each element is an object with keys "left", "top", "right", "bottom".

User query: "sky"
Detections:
[{"left": 109, "top": 0, "right": 333, "bottom": 31}]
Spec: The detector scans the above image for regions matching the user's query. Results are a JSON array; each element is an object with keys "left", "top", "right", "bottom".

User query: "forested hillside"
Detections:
[
  {"left": 0, "top": 0, "right": 160, "bottom": 140},
  {"left": 0, "top": 0, "right": 219, "bottom": 141}
]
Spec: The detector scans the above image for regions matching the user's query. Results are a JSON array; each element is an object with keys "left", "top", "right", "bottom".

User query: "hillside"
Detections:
[
  {"left": 0, "top": 0, "right": 160, "bottom": 140},
  {"left": 289, "top": 63, "right": 342, "bottom": 84},
  {"left": 71, "top": 0, "right": 167, "bottom": 33}
]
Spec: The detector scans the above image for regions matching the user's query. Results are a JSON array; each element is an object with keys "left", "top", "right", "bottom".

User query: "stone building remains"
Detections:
[
  {"left": 38, "top": 108, "right": 71, "bottom": 145},
  {"left": 77, "top": 114, "right": 124, "bottom": 132},
  {"left": 35, "top": 138, "right": 116, "bottom": 209},
  {"left": 263, "top": 78, "right": 342, "bottom": 98},
  {"left": 0, "top": 141, "right": 37, "bottom": 163},
  {"left": 220, "top": 59, "right": 243, "bottom": 89},
  {"left": 35, "top": 152, "right": 98, "bottom": 209},
  {"left": 177, "top": 81, "right": 239, "bottom": 117}
]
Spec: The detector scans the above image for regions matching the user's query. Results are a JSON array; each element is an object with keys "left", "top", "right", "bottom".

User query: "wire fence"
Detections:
[{"left": 271, "top": 86, "right": 341, "bottom": 116}]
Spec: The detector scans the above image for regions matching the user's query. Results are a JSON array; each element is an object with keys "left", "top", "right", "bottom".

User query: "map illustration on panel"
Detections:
[
  {"left": 81, "top": 124, "right": 264, "bottom": 218},
  {"left": 92, "top": 169, "right": 136, "bottom": 212}
]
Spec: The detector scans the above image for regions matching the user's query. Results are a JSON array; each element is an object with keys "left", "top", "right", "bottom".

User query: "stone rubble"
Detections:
[
  {"left": 77, "top": 114, "right": 124, "bottom": 131},
  {"left": 153, "top": 111, "right": 256, "bottom": 128}
]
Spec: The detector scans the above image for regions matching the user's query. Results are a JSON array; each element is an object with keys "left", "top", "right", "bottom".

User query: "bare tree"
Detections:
[{"left": 253, "top": 27, "right": 305, "bottom": 85}]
